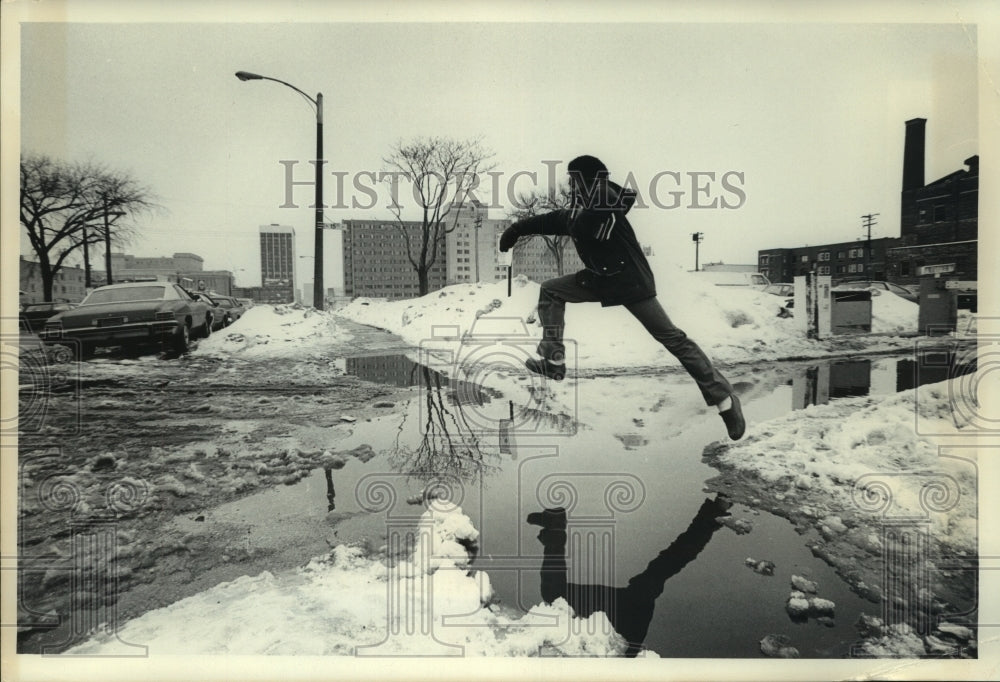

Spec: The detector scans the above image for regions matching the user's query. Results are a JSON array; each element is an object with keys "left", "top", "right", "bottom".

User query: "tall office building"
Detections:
[{"left": 259, "top": 224, "right": 296, "bottom": 303}]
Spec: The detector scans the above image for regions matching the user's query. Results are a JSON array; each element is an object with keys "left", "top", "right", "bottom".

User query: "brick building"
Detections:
[
  {"left": 758, "top": 118, "right": 978, "bottom": 287},
  {"left": 19, "top": 257, "right": 87, "bottom": 303},
  {"left": 758, "top": 238, "right": 897, "bottom": 284},
  {"left": 886, "top": 118, "right": 978, "bottom": 285},
  {"left": 110, "top": 251, "right": 234, "bottom": 295}
]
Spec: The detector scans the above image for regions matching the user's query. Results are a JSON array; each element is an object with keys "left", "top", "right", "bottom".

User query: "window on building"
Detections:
[
  {"left": 819, "top": 252, "right": 830, "bottom": 261},
  {"left": 933, "top": 204, "right": 949, "bottom": 222},
  {"left": 759, "top": 256, "right": 768, "bottom": 265},
  {"left": 818, "top": 265, "right": 830, "bottom": 275},
  {"left": 800, "top": 255, "right": 808, "bottom": 263},
  {"left": 837, "top": 251, "right": 845, "bottom": 259}
]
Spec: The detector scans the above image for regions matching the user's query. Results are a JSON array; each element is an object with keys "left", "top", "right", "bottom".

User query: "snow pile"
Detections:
[
  {"left": 867, "top": 290, "right": 918, "bottom": 334},
  {"left": 66, "top": 504, "right": 627, "bottom": 656},
  {"left": 339, "top": 265, "right": 810, "bottom": 368},
  {"left": 192, "top": 305, "right": 348, "bottom": 358},
  {"left": 708, "top": 378, "right": 977, "bottom": 554},
  {"left": 338, "top": 263, "right": 933, "bottom": 372}
]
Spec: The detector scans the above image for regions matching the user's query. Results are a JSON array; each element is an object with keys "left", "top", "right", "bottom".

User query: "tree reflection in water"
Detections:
[{"left": 388, "top": 364, "right": 502, "bottom": 486}]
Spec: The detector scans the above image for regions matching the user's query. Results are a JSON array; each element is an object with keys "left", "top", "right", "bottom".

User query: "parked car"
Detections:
[
  {"left": 833, "top": 280, "right": 917, "bottom": 303},
  {"left": 236, "top": 298, "right": 254, "bottom": 309},
  {"left": 190, "top": 292, "right": 229, "bottom": 331},
  {"left": 695, "top": 271, "right": 771, "bottom": 290},
  {"left": 19, "top": 301, "right": 77, "bottom": 334},
  {"left": 763, "top": 283, "right": 795, "bottom": 298},
  {"left": 40, "top": 282, "right": 215, "bottom": 358},
  {"left": 208, "top": 295, "right": 246, "bottom": 325}
]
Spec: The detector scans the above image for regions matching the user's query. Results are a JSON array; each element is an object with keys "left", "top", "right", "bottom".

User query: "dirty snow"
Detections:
[
  {"left": 67, "top": 504, "right": 627, "bottom": 656},
  {"left": 708, "top": 378, "right": 977, "bottom": 555},
  {"left": 338, "top": 265, "right": 927, "bottom": 371},
  {"left": 192, "top": 305, "right": 349, "bottom": 358}
]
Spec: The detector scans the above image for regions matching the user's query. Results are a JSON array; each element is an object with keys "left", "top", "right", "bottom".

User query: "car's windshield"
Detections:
[{"left": 83, "top": 286, "right": 166, "bottom": 305}]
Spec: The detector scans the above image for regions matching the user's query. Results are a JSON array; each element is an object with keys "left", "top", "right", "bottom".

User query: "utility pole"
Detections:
[
  {"left": 691, "top": 232, "right": 704, "bottom": 271},
  {"left": 861, "top": 213, "right": 879, "bottom": 279},
  {"left": 473, "top": 206, "right": 482, "bottom": 283},
  {"left": 82, "top": 226, "right": 92, "bottom": 288}
]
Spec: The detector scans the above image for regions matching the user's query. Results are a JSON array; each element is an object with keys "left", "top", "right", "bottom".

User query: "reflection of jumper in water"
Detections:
[{"left": 535, "top": 497, "right": 729, "bottom": 657}]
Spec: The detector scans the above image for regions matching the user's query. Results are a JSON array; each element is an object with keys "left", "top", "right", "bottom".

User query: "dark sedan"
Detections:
[
  {"left": 19, "top": 301, "right": 76, "bottom": 334},
  {"left": 210, "top": 295, "right": 246, "bottom": 325},
  {"left": 833, "top": 280, "right": 918, "bottom": 303},
  {"left": 40, "top": 282, "right": 215, "bottom": 358}
]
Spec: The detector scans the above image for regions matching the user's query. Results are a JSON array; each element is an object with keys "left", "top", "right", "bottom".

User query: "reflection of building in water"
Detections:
[
  {"left": 828, "top": 361, "right": 871, "bottom": 399},
  {"left": 345, "top": 355, "right": 424, "bottom": 387},
  {"left": 895, "top": 350, "right": 976, "bottom": 392},
  {"left": 344, "top": 355, "right": 504, "bottom": 404},
  {"left": 790, "top": 355, "right": 978, "bottom": 410},
  {"left": 792, "top": 361, "right": 871, "bottom": 409}
]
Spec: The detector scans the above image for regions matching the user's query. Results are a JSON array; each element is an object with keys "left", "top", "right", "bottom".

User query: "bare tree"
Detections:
[
  {"left": 20, "top": 154, "right": 160, "bottom": 301},
  {"left": 382, "top": 136, "right": 496, "bottom": 295},
  {"left": 507, "top": 184, "right": 575, "bottom": 277}
]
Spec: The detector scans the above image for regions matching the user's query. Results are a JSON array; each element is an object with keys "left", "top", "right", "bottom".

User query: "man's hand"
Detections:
[{"left": 498, "top": 225, "right": 520, "bottom": 252}]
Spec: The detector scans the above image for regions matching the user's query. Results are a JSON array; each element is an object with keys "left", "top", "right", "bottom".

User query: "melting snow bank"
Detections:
[
  {"left": 67, "top": 504, "right": 632, "bottom": 656},
  {"left": 703, "top": 378, "right": 978, "bottom": 658},
  {"left": 337, "top": 271, "right": 944, "bottom": 371},
  {"left": 192, "top": 304, "right": 349, "bottom": 359}
]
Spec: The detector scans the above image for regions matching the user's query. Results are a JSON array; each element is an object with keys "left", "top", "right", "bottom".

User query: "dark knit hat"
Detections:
[{"left": 567, "top": 155, "right": 608, "bottom": 183}]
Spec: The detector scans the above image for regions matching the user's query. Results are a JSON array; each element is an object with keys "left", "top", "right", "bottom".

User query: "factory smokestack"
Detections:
[{"left": 902, "top": 118, "right": 926, "bottom": 192}]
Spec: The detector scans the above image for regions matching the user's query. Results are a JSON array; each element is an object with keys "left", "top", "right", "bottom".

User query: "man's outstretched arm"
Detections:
[{"left": 499, "top": 210, "right": 570, "bottom": 251}]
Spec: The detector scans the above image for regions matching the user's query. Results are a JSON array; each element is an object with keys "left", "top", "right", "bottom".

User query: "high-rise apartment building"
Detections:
[
  {"left": 259, "top": 224, "right": 296, "bottom": 303},
  {"left": 341, "top": 219, "right": 447, "bottom": 299},
  {"left": 341, "top": 202, "right": 592, "bottom": 301},
  {"left": 445, "top": 199, "right": 511, "bottom": 285}
]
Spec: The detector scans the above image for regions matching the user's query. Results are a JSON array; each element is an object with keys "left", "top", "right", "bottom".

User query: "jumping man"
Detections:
[{"left": 499, "top": 155, "right": 746, "bottom": 440}]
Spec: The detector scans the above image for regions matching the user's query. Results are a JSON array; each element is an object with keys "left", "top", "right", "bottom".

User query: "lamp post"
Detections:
[
  {"left": 236, "top": 70, "right": 325, "bottom": 311},
  {"left": 691, "top": 232, "right": 704, "bottom": 272}
]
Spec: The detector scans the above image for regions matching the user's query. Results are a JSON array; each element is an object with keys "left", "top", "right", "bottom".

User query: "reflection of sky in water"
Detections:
[{"left": 258, "top": 351, "right": 976, "bottom": 656}]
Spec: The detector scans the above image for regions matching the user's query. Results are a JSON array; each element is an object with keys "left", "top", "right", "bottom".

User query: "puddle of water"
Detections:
[{"left": 215, "top": 351, "right": 975, "bottom": 657}]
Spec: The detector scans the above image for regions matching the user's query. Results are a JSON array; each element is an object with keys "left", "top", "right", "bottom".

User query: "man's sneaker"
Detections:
[
  {"left": 526, "top": 507, "right": 567, "bottom": 529},
  {"left": 525, "top": 357, "right": 566, "bottom": 381},
  {"left": 720, "top": 394, "right": 746, "bottom": 441}
]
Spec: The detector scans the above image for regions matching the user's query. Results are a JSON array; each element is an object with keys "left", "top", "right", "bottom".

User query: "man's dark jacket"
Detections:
[{"left": 509, "top": 180, "right": 656, "bottom": 307}]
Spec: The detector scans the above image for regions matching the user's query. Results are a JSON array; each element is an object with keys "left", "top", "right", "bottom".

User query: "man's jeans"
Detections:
[{"left": 536, "top": 273, "right": 734, "bottom": 406}]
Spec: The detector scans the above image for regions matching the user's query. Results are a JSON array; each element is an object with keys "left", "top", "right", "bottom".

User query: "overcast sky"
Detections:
[{"left": 17, "top": 11, "right": 980, "bottom": 289}]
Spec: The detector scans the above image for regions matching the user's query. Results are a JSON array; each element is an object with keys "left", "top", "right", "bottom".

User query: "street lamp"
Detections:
[
  {"left": 691, "top": 232, "right": 704, "bottom": 272},
  {"left": 236, "top": 70, "right": 325, "bottom": 311}
]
